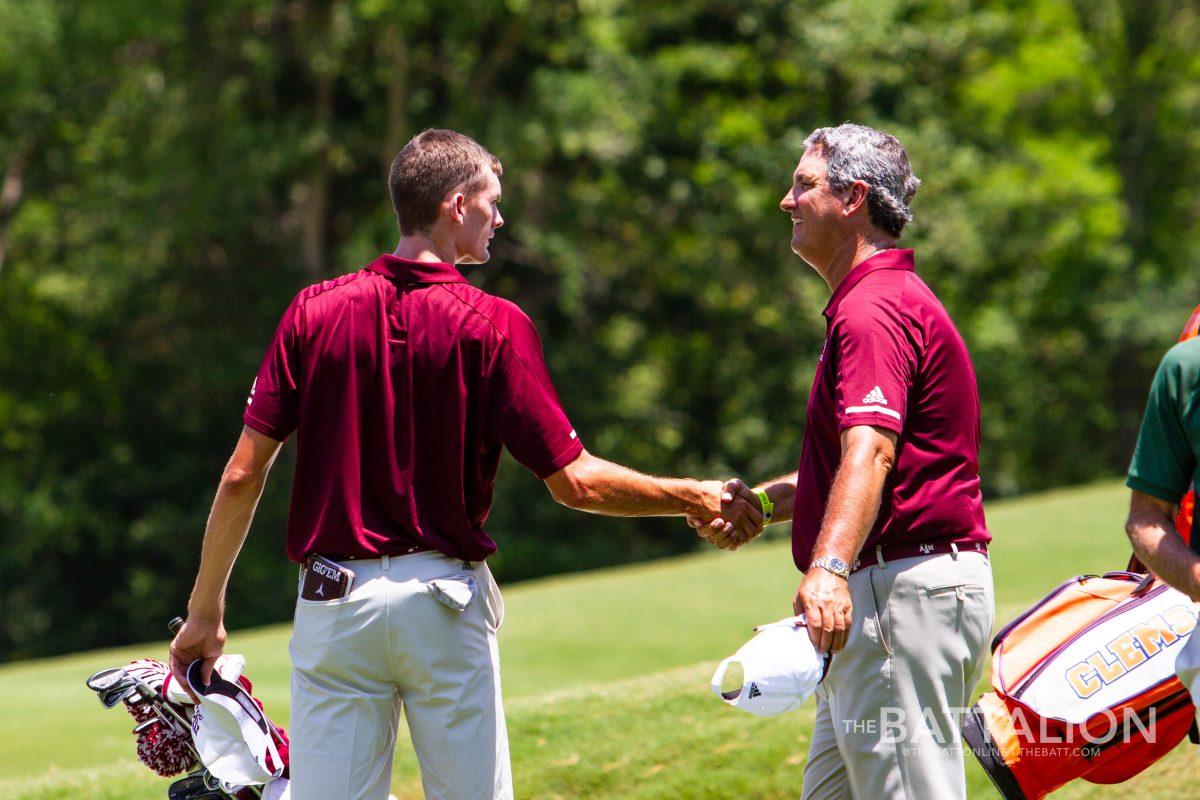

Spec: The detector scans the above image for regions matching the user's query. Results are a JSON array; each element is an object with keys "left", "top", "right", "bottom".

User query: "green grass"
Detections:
[{"left": 4, "top": 479, "right": 1197, "bottom": 798}]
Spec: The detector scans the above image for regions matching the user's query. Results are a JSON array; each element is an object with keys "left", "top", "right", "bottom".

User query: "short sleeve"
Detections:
[
  {"left": 496, "top": 311, "right": 584, "bottom": 479},
  {"left": 243, "top": 293, "right": 305, "bottom": 442},
  {"left": 1126, "top": 347, "right": 1196, "bottom": 504},
  {"left": 831, "top": 300, "right": 917, "bottom": 435}
]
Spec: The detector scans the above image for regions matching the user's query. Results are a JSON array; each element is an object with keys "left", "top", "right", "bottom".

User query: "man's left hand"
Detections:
[{"left": 794, "top": 567, "right": 852, "bottom": 654}]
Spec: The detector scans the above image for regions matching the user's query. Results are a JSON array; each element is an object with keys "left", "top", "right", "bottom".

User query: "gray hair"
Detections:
[{"left": 803, "top": 124, "right": 921, "bottom": 237}]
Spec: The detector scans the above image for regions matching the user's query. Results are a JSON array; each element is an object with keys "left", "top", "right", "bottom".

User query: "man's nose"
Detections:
[{"left": 780, "top": 193, "right": 795, "bottom": 211}]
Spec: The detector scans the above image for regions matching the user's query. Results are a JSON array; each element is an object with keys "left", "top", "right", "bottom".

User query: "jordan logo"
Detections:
[
  {"left": 861, "top": 386, "right": 887, "bottom": 405},
  {"left": 315, "top": 584, "right": 324, "bottom": 597}
]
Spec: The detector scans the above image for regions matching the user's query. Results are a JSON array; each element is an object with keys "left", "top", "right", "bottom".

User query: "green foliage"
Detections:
[{"left": 1, "top": 0, "right": 1199, "bottom": 660}]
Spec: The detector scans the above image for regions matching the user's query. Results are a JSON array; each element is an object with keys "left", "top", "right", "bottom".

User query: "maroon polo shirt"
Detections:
[
  {"left": 243, "top": 254, "right": 584, "bottom": 564},
  {"left": 792, "top": 249, "right": 989, "bottom": 572}
]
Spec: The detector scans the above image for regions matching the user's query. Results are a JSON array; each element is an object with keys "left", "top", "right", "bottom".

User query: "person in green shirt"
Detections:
[{"left": 1125, "top": 337, "right": 1200, "bottom": 598}]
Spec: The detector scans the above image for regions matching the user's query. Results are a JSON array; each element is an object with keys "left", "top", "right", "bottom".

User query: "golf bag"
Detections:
[
  {"left": 86, "top": 654, "right": 289, "bottom": 800},
  {"left": 962, "top": 571, "right": 1199, "bottom": 800}
]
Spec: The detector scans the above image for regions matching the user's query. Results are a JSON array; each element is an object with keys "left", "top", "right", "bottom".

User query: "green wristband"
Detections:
[{"left": 755, "top": 489, "right": 773, "bottom": 526}]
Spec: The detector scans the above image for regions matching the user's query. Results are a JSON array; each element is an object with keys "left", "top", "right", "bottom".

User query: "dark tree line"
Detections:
[{"left": 1, "top": 0, "right": 1198, "bottom": 660}]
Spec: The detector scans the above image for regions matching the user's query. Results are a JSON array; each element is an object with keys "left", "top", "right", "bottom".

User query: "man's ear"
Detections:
[
  {"left": 447, "top": 192, "right": 467, "bottom": 224},
  {"left": 842, "top": 180, "right": 869, "bottom": 217}
]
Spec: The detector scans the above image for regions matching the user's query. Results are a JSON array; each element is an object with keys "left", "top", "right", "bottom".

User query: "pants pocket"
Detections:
[
  {"left": 925, "top": 582, "right": 986, "bottom": 600},
  {"left": 423, "top": 572, "right": 478, "bottom": 612},
  {"left": 479, "top": 563, "right": 505, "bottom": 631},
  {"left": 868, "top": 568, "right": 894, "bottom": 657}
]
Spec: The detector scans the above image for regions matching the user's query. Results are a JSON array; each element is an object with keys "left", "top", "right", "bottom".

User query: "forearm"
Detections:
[
  {"left": 754, "top": 472, "right": 798, "bottom": 524},
  {"left": 548, "top": 451, "right": 717, "bottom": 518},
  {"left": 1127, "top": 498, "right": 1200, "bottom": 600},
  {"left": 187, "top": 475, "right": 270, "bottom": 620},
  {"left": 810, "top": 450, "right": 890, "bottom": 564}
]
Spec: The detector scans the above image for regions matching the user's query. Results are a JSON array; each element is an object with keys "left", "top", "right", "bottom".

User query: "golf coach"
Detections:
[
  {"left": 169, "top": 128, "right": 759, "bottom": 800},
  {"left": 701, "top": 123, "right": 995, "bottom": 798}
]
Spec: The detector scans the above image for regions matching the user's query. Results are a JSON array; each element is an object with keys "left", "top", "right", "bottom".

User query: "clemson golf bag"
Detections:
[{"left": 962, "top": 571, "right": 1199, "bottom": 799}]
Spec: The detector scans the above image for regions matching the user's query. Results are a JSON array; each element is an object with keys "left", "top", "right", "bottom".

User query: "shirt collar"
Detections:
[
  {"left": 823, "top": 248, "right": 915, "bottom": 319},
  {"left": 366, "top": 254, "right": 468, "bottom": 284}
]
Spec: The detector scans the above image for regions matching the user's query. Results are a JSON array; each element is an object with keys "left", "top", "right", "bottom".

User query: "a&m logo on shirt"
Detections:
[{"left": 246, "top": 378, "right": 257, "bottom": 407}]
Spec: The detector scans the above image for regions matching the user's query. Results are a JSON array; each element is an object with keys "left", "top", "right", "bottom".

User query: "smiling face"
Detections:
[
  {"left": 779, "top": 146, "right": 849, "bottom": 270},
  {"left": 453, "top": 166, "right": 504, "bottom": 265}
]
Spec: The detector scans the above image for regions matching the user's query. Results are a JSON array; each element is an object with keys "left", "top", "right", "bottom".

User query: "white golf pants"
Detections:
[{"left": 288, "top": 551, "right": 512, "bottom": 800}]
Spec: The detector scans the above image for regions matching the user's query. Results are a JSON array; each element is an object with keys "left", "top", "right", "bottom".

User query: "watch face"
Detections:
[{"left": 828, "top": 558, "right": 848, "bottom": 573}]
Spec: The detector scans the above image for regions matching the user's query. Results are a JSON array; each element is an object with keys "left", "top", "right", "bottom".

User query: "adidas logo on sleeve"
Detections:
[
  {"left": 861, "top": 386, "right": 887, "bottom": 405},
  {"left": 846, "top": 386, "right": 901, "bottom": 420}
]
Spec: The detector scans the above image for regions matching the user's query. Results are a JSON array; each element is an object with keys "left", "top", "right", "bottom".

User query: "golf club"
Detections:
[{"left": 86, "top": 667, "right": 136, "bottom": 709}]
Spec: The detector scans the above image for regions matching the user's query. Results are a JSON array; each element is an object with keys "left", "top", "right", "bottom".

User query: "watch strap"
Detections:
[{"left": 811, "top": 556, "right": 850, "bottom": 579}]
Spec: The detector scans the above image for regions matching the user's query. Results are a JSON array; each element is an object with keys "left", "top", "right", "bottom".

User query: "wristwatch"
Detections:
[{"left": 810, "top": 556, "right": 850, "bottom": 579}]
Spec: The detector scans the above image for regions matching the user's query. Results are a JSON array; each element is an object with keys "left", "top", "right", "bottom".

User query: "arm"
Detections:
[
  {"left": 169, "top": 426, "right": 283, "bottom": 690},
  {"left": 545, "top": 449, "right": 761, "bottom": 549},
  {"left": 545, "top": 449, "right": 726, "bottom": 520},
  {"left": 754, "top": 472, "right": 798, "bottom": 524},
  {"left": 1126, "top": 489, "right": 1200, "bottom": 599},
  {"left": 795, "top": 425, "right": 897, "bottom": 654}
]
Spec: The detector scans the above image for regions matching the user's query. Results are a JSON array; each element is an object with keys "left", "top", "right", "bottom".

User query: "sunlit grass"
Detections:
[{"left": 6, "top": 480, "right": 1196, "bottom": 798}]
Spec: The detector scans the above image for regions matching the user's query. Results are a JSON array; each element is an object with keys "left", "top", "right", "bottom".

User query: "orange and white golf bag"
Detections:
[{"left": 962, "top": 571, "right": 1199, "bottom": 799}]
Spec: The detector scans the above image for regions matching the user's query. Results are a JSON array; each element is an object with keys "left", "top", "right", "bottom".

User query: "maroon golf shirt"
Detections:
[
  {"left": 244, "top": 254, "right": 584, "bottom": 564},
  {"left": 792, "top": 249, "right": 989, "bottom": 572}
]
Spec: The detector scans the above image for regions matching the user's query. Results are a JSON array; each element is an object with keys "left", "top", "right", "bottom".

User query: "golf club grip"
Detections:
[{"left": 168, "top": 616, "right": 184, "bottom": 636}]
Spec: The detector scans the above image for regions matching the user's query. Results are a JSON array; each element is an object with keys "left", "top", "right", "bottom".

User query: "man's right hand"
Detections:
[
  {"left": 169, "top": 616, "right": 227, "bottom": 701},
  {"left": 689, "top": 478, "right": 765, "bottom": 550}
]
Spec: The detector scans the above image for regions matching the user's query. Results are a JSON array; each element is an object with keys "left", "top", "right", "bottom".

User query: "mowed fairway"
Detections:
[{"left": 4, "top": 480, "right": 1199, "bottom": 798}]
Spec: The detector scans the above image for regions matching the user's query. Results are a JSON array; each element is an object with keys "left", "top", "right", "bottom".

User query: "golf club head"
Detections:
[
  {"left": 86, "top": 668, "right": 136, "bottom": 708},
  {"left": 132, "top": 718, "right": 158, "bottom": 734},
  {"left": 167, "top": 771, "right": 229, "bottom": 800}
]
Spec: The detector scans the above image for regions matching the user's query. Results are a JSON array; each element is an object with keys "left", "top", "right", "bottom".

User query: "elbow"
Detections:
[
  {"left": 551, "top": 475, "right": 596, "bottom": 511},
  {"left": 220, "top": 465, "right": 263, "bottom": 495},
  {"left": 548, "top": 455, "right": 601, "bottom": 511}
]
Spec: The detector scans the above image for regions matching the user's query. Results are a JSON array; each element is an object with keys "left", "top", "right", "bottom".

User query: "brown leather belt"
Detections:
[{"left": 850, "top": 540, "right": 988, "bottom": 574}]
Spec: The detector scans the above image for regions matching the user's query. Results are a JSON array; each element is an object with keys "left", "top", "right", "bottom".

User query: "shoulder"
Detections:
[
  {"left": 441, "top": 286, "right": 538, "bottom": 339},
  {"left": 297, "top": 270, "right": 376, "bottom": 303},
  {"left": 833, "top": 273, "right": 911, "bottom": 333},
  {"left": 1160, "top": 338, "right": 1200, "bottom": 373},
  {"left": 1152, "top": 339, "right": 1200, "bottom": 397}
]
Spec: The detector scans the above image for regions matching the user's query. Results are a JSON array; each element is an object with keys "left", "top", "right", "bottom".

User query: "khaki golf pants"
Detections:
[
  {"left": 801, "top": 550, "right": 994, "bottom": 800},
  {"left": 288, "top": 551, "right": 512, "bottom": 800}
]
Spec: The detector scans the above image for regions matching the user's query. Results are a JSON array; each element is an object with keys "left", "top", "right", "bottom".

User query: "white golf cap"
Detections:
[
  {"left": 711, "top": 616, "right": 830, "bottom": 717},
  {"left": 186, "top": 659, "right": 285, "bottom": 786}
]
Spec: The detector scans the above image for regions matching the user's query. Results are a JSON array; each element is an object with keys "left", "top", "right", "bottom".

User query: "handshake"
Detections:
[{"left": 688, "top": 478, "right": 768, "bottom": 551}]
